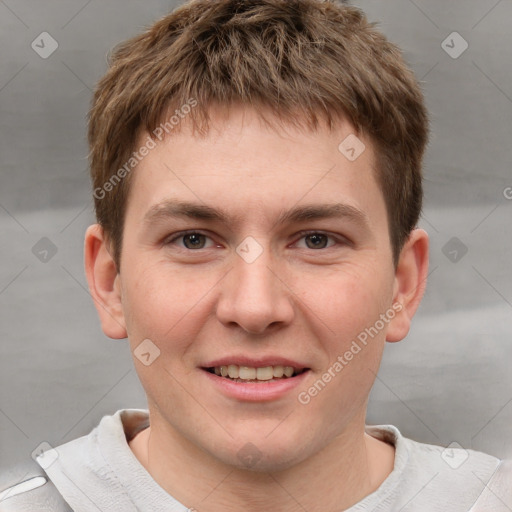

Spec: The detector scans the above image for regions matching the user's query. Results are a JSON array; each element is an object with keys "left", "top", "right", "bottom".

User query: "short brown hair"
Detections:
[{"left": 88, "top": 0, "right": 429, "bottom": 268}]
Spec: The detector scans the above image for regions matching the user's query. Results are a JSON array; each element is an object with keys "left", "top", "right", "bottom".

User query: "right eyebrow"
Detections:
[{"left": 142, "top": 199, "right": 238, "bottom": 225}]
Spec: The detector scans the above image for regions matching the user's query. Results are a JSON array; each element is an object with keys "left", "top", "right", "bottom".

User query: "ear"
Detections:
[
  {"left": 84, "top": 224, "right": 127, "bottom": 339},
  {"left": 386, "top": 228, "right": 429, "bottom": 343}
]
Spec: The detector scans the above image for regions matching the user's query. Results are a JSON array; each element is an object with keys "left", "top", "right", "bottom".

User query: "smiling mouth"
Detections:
[{"left": 203, "top": 365, "right": 309, "bottom": 382}]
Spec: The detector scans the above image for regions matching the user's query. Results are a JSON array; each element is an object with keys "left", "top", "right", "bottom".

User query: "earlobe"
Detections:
[
  {"left": 386, "top": 229, "right": 429, "bottom": 343},
  {"left": 84, "top": 224, "right": 127, "bottom": 339}
]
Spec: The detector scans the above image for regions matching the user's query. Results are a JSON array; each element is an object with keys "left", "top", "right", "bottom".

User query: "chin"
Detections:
[
  {"left": 226, "top": 448, "right": 306, "bottom": 473},
  {"left": 211, "top": 432, "right": 316, "bottom": 473}
]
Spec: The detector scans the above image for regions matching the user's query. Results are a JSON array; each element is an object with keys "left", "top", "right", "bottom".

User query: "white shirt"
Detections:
[{"left": 38, "top": 409, "right": 509, "bottom": 512}]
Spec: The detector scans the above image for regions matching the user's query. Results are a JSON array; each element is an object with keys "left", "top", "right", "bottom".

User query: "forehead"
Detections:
[{"left": 127, "top": 106, "right": 385, "bottom": 230}]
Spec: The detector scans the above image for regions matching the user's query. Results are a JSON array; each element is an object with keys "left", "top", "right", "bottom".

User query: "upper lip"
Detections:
[{"left": 201, "top": 356, "right": 309, "bottom": 369}]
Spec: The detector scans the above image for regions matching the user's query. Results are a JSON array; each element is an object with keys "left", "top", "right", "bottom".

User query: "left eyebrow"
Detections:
[
  {"left": 142, "top": 199, "right": 371, "bottom": 230},
  {"left": 276, "top": 203, "right": 370, "bottom": 229}
]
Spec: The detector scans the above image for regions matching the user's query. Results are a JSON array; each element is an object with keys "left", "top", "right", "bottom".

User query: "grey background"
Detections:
[{"left": 0, "top": 0, "right": 511, "bottom": 474}]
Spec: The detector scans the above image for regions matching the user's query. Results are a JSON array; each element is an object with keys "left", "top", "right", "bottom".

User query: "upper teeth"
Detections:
[{"left": 213, "top": 365, "right": 299, "bottom": 380}]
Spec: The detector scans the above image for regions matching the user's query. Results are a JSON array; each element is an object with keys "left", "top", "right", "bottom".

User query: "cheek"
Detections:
[
  {"left": 121, "top": 263, "right": 213, "bottom": 410},
  {"left": 295, "top": 266, "right": 392, "bottom": 412},
  {"left": 295, "top": 263, "right": 392, "bottom": 345},
  {"left": 121, "top": 262, "right": 217, "bottom": 351}
]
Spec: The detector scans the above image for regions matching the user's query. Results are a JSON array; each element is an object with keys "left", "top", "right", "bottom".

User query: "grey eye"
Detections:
[
  {"left": 182, "top": 233, "right": 207, "bottom": 249},
  {"left": 304, "top": 233, "right": 329, "bottom": 249}
]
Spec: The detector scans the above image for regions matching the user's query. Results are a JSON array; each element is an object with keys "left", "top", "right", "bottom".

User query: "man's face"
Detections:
[{"left": 118, "top": 106, "right": 397, "bottom": 471}]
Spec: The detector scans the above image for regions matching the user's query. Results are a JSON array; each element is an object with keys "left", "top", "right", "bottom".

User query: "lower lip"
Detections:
[{"left": 201, "top": 369, "right": 310, "bottom": 402}]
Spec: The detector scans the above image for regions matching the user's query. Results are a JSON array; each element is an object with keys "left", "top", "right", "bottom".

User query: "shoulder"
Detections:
[
  {"left": 469, "top": 458, "right": 512, "bottom": 511},
  {"left": 401, "top": 433, "right": 502, "bottom": 509},
  {"left": 403, "top": 434, "right": 500, "bottom": 477},
  {"left": 0, "top": 459, "right": 72, "bottom": 512},
  {"left": 367, "top": 425, "right": 504, "bottom": 510}
]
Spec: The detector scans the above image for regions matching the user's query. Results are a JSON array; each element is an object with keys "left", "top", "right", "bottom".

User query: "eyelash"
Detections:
[{"left": 164, "top": 230, "right": 349, "bottom": 251}]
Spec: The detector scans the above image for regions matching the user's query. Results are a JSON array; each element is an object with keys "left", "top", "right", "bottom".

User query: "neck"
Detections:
[{"left": 129, "top": 411, "right": 394, "bottom": 512}]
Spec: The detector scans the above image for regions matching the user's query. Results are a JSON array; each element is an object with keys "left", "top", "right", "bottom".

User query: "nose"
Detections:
[{"left": 215, "top": 246, "right": 295, "bottom": 335}]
